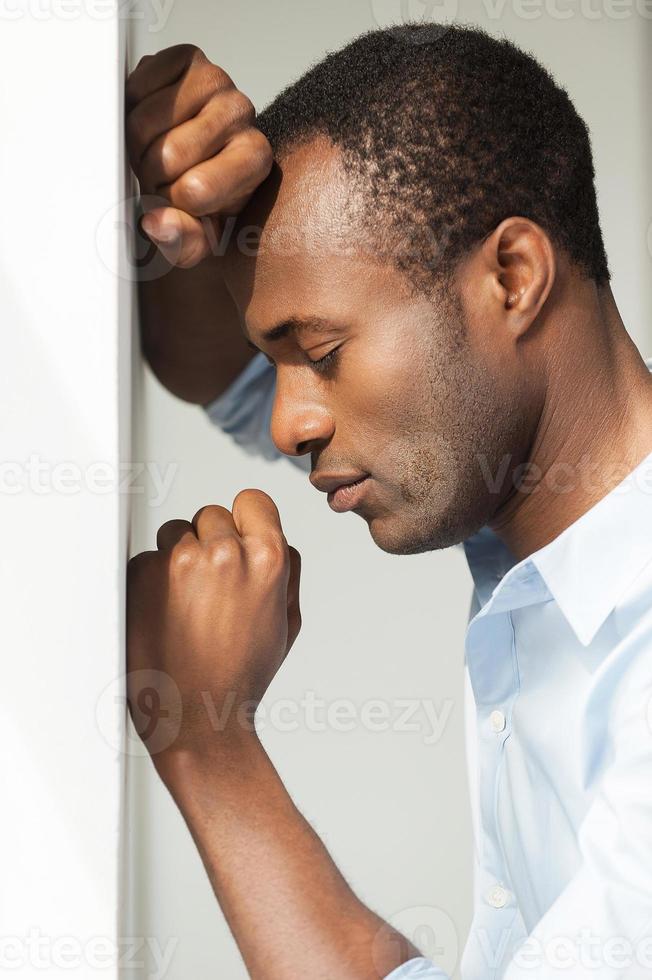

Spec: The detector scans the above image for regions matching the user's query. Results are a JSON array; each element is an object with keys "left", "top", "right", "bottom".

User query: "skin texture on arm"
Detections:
[
  {"left": 159, "top": 740, "right": 421, "bottom": 980},
  {"left": 135, "top": 237, "right": 256, "bottom": 405},
  {"left": 127, "top": 491, "right": 423, "bottom": 980}
]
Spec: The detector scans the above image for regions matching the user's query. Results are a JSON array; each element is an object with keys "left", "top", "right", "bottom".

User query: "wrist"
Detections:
[{"left": 153, "top": 726, "right": 264, "bottom": 802}]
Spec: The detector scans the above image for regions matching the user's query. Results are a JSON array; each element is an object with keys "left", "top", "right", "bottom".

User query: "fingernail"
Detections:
[{"left": 140, "top": 215, "right": 159, "bottom": 237}]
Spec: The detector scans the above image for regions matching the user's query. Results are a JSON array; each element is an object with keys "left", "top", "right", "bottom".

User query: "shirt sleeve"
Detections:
[
  {"left": 500, "top": 612, "right": 652, "bottom": 980},
  {"left": 202, "top": 352, "right": 311, "bottom": 473},
  {"left": 383, "top": 958, "right": 450, "bottom": 979}
]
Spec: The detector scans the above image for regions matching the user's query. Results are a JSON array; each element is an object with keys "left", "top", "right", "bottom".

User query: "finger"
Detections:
[
  {"left": 127, "top": 549, "right": 159, "bottom": 583},
  {"left": 163, "top": 128, "right": 273, "bottom": 217},
  {"left": 191, "top": 503, "right": 239, "bottom": 541},
  {"left": 285, "top": 546, "right": 302, "bottom": 654},
  {"left": 126, "top": 63, "right": 238, "bottom": 173},
  {"left": 156, "top": 518, "right": 196, "bottom": 550},
  {"left": 137, "top": 88, "right": 255, "bottom": 192},
  {"left": 231, "top": 488, "right": 286, "bottom": 545},
  {"left": 139, "top": 206, "right": 218, "bottom": 267},
  {"left": 125, "top": 48, "right": 189, "bottom": 115},
  {"left": 126, "top": 551, "right": 161, "bottom": 651},
  {"left": 125, "top": 44, "right": 216, "bottom": 114}
]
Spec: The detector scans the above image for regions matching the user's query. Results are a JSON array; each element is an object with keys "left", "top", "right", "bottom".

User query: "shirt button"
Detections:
[
  {"left": 486, "top": 884, "right": 509, "bottom": 908},
  {"left": 489, "top": 709, "right": 506, "bottom": 733}
]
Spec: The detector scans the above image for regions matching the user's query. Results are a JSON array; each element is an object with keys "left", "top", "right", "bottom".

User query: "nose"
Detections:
[{"left": 270, "top": 370, "right": 335, "bottom": 459}]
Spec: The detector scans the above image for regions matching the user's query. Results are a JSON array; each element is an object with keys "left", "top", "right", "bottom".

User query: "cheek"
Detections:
[{"left": 338, "top": 343, "right": 428, "bottom": 452}]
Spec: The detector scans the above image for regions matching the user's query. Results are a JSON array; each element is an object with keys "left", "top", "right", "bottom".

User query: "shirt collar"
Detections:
[
  {"left": 463, "top": 447, "right": 652, "bottom": 647},
  {"left": 529, "top": 448, "right": 652, "bottom": 646}
]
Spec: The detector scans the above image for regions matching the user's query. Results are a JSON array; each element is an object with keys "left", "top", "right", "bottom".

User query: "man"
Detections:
[{"left": 125, "top": 24, "right": 652, "bottom": 979}]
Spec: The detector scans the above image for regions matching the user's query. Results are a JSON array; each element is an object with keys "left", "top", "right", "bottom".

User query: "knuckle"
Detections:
[
  {"left": 159, "top": 135, "right": 182, "bottom": 176},
  {"left": 176, "top": 169, "right": 210, "bottom": 212},
  {"left": 246, "top": 128, "right": 273, "bottom": 176},
  {"left": 250, "top": 538, "right": 288, "bottom": 578},
  {"left": 169, "top": 542, "right": 196, "bottom": 571},
  {"left": 231, "top": 90, "right": 255, "bottom": 124},
  {"left": 207, "top": 61, "right": 233, "bottom": 92},
  {"left": 176, "top": 42, "right": 203, "bottom": 60},
  {"left": 156, "top": 518, "right": 174, "bottom": 536},
  {"left": 192, "top": 503, "right": 223, "bottom": 525},
  {"left": 206, "top": 537, "right": 242, "bottom": 568}
]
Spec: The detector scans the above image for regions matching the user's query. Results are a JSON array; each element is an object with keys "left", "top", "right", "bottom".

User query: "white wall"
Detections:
[
  {"left": 0, "top": 7, "right": 132, "bottom": 979},
  {"left": 127, "top": 4, "right": 652, "bottom": 979}
]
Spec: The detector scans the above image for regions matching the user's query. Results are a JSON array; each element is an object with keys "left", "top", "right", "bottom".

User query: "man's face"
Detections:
[{"left": 223, "top": 138, "right": 532, "bottom": 554}]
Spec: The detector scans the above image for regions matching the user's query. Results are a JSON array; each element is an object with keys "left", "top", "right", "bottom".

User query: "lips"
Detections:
[
  {"left": 326, "top": 475, "right": 370, "bottom": 513},
  {"left": 309, "top": 471, "right": 369, "bottom": 494},
  {"left": 309, "top": 470, "right": 371, "bottom": 513}
]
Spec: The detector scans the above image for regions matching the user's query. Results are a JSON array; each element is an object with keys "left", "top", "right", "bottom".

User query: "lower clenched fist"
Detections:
[{"left": 126, "top": 489, "right": 301, "bottom": 768}]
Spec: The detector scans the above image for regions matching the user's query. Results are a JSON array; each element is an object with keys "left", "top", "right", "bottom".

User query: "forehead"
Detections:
[{"left": 222, "top": 137, "right": 412, "bottom": 335}]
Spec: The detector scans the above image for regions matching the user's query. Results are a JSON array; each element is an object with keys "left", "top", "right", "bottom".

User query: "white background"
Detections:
[{"left": 0, "top": 5, "right": 134, "bottom": 978}]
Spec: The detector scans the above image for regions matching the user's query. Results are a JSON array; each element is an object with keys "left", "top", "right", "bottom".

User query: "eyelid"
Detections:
[{"left": 307, "top": 345, "right": 341, "bottom": 373}]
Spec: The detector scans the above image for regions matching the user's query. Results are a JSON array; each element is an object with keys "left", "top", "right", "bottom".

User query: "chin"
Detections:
[{"left": 366, "top": 513, "right": 457, "bottom": 556}]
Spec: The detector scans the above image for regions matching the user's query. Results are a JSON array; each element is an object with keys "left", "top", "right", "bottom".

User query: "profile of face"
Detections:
[{"left": 223, "top": 137, "right": 541, "bottom": 555}]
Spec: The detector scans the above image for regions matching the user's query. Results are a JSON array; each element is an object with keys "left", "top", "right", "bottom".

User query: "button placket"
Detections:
[
  {"left": 486, "top": 883, "right": 511, "bottom": 909},
  {"left": 489, "top": 709, "right": 506, "bottom": 733},
  {"left": 466, "top": 608, "right": 519, "bottom": 911}
]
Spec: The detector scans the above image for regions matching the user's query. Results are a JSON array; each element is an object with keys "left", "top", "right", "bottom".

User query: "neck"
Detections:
[{"left": 489, "top": 283, "right": 652, "bottom": 561}]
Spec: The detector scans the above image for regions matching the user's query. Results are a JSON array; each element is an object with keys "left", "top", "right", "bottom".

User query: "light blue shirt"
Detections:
[{"left": 204, "top": 352, "right": 652, "bottom": 979}]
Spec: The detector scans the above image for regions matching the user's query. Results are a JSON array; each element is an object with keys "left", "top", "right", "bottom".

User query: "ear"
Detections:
[{"left": 479, "top": 217, "right": 556, "bottom": 337}]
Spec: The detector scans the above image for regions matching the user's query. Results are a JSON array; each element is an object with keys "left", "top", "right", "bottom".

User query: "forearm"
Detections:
[
  {"left": 157, "top": 733, "right": 422, "bottom": 980},
  {"left": 136, "top": 223, "right": 255, "bottom": 405}
]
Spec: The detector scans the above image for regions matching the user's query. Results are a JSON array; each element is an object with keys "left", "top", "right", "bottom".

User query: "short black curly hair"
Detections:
[{"left": 256, "top": 23, "right": 610, "bottom": 293}]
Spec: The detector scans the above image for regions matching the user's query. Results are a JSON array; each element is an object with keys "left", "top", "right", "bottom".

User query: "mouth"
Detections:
[
  {"left": 327, "top": 475, "right": 370, "bottom": 513},
  {"left": 309, "top": 470, "right": 372, "bottom": 513}
]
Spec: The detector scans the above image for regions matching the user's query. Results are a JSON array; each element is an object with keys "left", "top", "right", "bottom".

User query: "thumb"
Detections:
[{"left": 139, "top": 207, "right": 220, "bottom": 268}]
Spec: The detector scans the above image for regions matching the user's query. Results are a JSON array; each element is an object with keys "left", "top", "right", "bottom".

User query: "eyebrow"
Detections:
[{"left": 245, "top": 315, "right": 336, "bottom": 347}]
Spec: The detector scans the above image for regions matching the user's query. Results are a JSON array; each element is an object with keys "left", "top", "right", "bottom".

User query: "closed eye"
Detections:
[
  {"left": 245, "top": 338, "right": 341, "bottom": 374},
  {"left": 308, "top": 346, "right": 340, "bottom": 374}
]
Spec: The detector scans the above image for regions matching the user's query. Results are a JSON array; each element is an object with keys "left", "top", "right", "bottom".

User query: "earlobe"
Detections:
[{"left": 486, "top": 217, "right": 556, "bottom": 327}]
